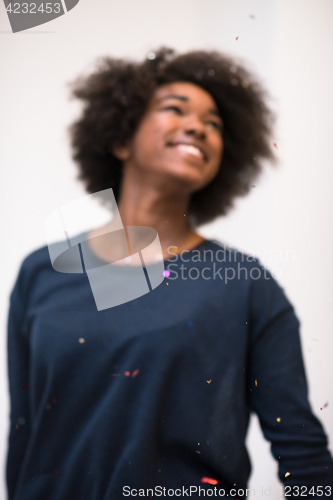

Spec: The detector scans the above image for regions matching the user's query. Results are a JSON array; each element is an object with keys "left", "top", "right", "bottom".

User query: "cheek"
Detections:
[
  {"left": 211, "top": 137, "right": 224, "bottom": 168},
  {"left": 131, "top": 125, "right": 163, "bottom": 165},
  {"left": 134, "top": 120, "right": 171, "bottom": 161}
]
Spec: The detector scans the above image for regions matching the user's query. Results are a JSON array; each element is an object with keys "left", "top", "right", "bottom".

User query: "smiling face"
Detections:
[{"left": 113, "top": 81, "right": 224, "bottom": 194}]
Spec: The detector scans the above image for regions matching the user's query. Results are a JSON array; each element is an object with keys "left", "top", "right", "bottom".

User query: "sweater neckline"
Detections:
[{"left": 79, "top": 232, "right": 212, "bottom": 269}]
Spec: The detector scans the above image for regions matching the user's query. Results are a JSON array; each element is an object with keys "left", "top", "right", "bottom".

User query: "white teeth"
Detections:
[{"left": 174, "top": 144, "right": 204, "bottom": 159}]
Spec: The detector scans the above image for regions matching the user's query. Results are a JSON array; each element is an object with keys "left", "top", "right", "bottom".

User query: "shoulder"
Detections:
[
  {"left": 13, "top": 243, "right": 51, "bottom": 290},
  {"left": 10, "top": 243, "right": 51, "bottom": 307},
  {"left": 207, "top": 238, "right": 260, "bottom": 264},
  {"left": 13, "top": 231, "right": 87, "bottom": 296},
  {"left": 8, "top": 243, "right": 53, "bottom": 335},
  {"left": 204, "top": 241, "right": 300, "bottom": 348},
  {"left": 206, "top": 238, "right": 295, "bottom": 311},
  {"left": 202, "top": 238, "right": 265, "bottom": 274}
]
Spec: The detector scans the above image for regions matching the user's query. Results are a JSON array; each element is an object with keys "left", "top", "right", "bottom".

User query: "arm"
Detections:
[
  {"left": 6, "top": 263, "right": 32, "bottom": 500},
  {"left": 247, "top": 264, "right": 333, "bottom": 498}
]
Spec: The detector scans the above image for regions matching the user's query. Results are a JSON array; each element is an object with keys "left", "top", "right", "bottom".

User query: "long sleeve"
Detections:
[
  {"left": 6, "top": 263, "right": 32, "bottom": 500},
  {"left": 247, "top": 263, "right": 333, "bottom": 498}
]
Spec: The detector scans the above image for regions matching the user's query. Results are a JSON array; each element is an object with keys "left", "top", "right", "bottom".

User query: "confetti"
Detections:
[
  {"left": 21, "top": 383, "right": 28, "bottom": 391},
  {"left": 207, "top": 380, "right": 211, "bottom": 384},
  {"left": 285, "top": 472, "right": 290, "bottom": 478},
  {"left": 78, "top": 338, "right": 85, "bottom": 344},
  {"left": 111, "top": 374, "right": 120, "bottom": 377},
  {"left": 273, "top": 142, "right": 278, "bottom": 149},
  {"left": 132, "top": 369, "right": 140, "bottom": 378},
  {"left": 196, "top": 450, "right": 201, "bottom": 454},
  {"left": 124, "top": 371, "right": 130, "bottom": 377},
  {"left": 201, "top": 477, "right": 218, "bottom": 485},
  {"left": 255, "top": 380, "right": 257, "bottom": 386},
  {"left": 276, "top": 417, "right": 281, "bottom": 422},
  {"left": 15, "top": 424, "right": 19, "bottom": 429},
  {"left": 163, "top": 270, "right": 170, "bottom": 278},
  {"left": 236, "top": 37, "right": 239, "bottom": 40}
]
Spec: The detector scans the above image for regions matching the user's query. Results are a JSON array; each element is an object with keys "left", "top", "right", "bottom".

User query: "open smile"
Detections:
[{"left": 167, "top": 142, "right": 207, "bottom": 162}]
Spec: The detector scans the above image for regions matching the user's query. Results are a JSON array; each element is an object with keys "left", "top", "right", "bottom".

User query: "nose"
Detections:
[{"left": 183, "top": 115, "right": 206, "bottom": 140}]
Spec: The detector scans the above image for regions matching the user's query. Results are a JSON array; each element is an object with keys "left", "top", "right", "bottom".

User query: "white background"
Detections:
[{"left": 0, "top": 0, "right": 332, "bottom": 498}]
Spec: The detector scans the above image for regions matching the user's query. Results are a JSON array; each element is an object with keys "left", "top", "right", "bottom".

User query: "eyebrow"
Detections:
[{"left": 156, "top": 94, "right": 221, "bottom": 118}]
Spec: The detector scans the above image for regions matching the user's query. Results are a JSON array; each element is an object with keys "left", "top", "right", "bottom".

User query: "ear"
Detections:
[{"left": 111, "top": 142, "right": 131, "bottom": 161}]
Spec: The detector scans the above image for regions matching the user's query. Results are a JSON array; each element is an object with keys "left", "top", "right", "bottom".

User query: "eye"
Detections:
[
  {"left": 206, "top": 121, "right": 223, "bottom": 132},
  {"left": 163, "top": 105, "right": 183, "bottom": 114}
]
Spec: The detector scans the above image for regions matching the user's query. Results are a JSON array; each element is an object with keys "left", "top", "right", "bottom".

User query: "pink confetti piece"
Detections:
[
  {"left": 236, "top": 36, "right": 239, "bottom": 40},
  {"left": 163, "top": 270, "right": 170, "bottom": 278},
  {"left": 132, "top": 369, "right": 140, "bottom": 378},
  {"left": 201, "top": 477, "right": 218, "bottom": 485},
  {"left": 273, "top": 142, "right": 278, "bottom": 149},
  {"left": 124, "top": 371, "right": 131, "bottom": 377}
]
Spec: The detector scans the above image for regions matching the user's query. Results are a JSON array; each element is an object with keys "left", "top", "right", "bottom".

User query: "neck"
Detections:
[
  {"left": 87, "top": 164, "right": 205, "bottom": 263},
  {"left": 117, "top": 164, "right": 195, "bottom": 253}
]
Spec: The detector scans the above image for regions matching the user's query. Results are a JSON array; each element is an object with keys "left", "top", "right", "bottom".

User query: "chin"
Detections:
[{"left": 166, "top": 166, "right": 211, "bottom": 193}]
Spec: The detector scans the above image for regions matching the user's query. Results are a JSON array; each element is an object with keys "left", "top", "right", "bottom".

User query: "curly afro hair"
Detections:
[{"left": 68, "top": 47, "right": 275, "bottom": 226}]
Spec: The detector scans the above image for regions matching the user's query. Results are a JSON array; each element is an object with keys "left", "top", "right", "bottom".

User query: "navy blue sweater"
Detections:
[{"left": 6, "top": 238, "right": 333, "bottom": 499}]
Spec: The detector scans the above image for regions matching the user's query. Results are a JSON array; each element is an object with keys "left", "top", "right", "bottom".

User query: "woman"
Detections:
[{"left": 7, "top": 47, "right": 333, "bottom": 499}]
